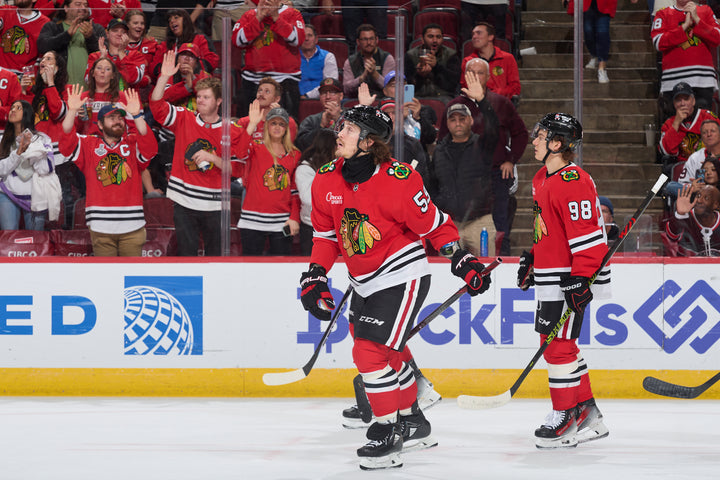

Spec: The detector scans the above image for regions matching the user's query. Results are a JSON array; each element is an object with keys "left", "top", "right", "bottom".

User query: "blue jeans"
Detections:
[
  {"left": 0, "top": 191, "right": 45, "bottom": 230},
  {"left": 584, "top": 2, "right": 611, "bottom": 62}
]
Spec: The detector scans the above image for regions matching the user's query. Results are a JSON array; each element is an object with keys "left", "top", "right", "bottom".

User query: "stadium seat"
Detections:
[
  {"left": 317, "top": 38, "right": 349, "bottom": 72},
  {"left": 299, "top": 99, "right": 323, "bottom": 121},
  {"left": 419, "top": 0, "right": 461, "bottom": 9},
  {"left": 144, "top": 196, "right": 175, "bottom": 228},
  {"left": 413, "top": 10, "right": 460, "bottom": 47},
  {"left": 50, "top": 229, "right": 93, "bottom": 256},
  {"left": 377, "top": 38, "right": 399, "bottom": 56},
  {"left": 144, "top": 228, "right": 178, "bottom": 256},
  {"left": 73, "top": 197, "right": 86, "bottom": 229},
  {"left": 311, "top": 14, "right": 345, "bottom": 38},
  {"left": 409, "top": 36, "right": 458, "bottom": 52},
  {"left": 0, "top": 230, "right": 54, "bottom": 256},
  {"left": 387, "top": 11, "right": 411, "bottom": 43}
]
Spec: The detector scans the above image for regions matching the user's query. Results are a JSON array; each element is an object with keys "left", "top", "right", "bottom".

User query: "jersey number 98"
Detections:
[{"left": 568, "top": 200, "right": 593, "bottom": 221}]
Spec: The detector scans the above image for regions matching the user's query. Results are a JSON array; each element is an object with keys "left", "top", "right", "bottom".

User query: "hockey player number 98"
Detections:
[{"left": 568, "top": 200, "right": 593, "bottom": 221}]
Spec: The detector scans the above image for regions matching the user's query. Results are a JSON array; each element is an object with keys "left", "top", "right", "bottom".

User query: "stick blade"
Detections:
[
  {"left": 642, "top": 376, "right": 700, "bottom": 399},
  {"left": 262, "top": 369, "right": 307, "bottom": 386},
  {"left": 457, "top": 390, "right": 512, "bottom": 410}
]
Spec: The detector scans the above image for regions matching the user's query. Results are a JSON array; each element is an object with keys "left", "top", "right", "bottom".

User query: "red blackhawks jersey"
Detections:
[
  {"left": 127, "top": 37, "right": 157, "bottom": 69},
  {"left": 530, "top": 163, "right": 611, "bottom": 302},
  {"left": 232, "top": 4, "right": 305, "bottom": 83},
  {"left": 0, "top": 7, "right": 50, "bottom": 74},
  {"left": 238, "top": 141, "right": 301, "bottom": 232},
  {"left": 310, "top": 158, "right": 460, "bottom": 297},
  {"left": 149, "top": 99, "right": 248, "bottom": 211},
  {"left": 652, "top": 5, "right": 720, "bottom": 91},
  {"left": 59, "top": 127, "right": 158, "bottom": 234},
  {"left": 659, "top": 108, "right": 717, "bottom": 161}
]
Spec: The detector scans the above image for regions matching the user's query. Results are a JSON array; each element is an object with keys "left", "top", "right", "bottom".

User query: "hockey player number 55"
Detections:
[{"left": 413, "top": 190, "right": 430, "bottom": 213}]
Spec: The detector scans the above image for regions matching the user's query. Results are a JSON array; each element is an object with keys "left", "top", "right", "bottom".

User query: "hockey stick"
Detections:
[
  {"left": 406, "top": 257, "right": 503, "bottom": 340},
  {"left": 458, "top": 173, "right": 669, "bottom": 410},
  {"left": 643, "top": 372, "right": 720, "bottom": 399},
  {"left": 263, "top": 286, "right": 353, "bottom": 386}
]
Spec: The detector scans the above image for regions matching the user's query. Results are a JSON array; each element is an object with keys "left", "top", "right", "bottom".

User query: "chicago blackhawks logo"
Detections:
[
  {"left": 2, "top": 26, "right": 29, "bottom": 55},
  {"left": 318, "top": 161, "right": 337, "bottom": 174},
  {"left": 340, "top": 208, "right": 382, "bottom": 257},
  {"left": 253, "top": 23, "right": 275, "bottom": 48},
  {"left": 184, "top": 139, "right": 214, "bottom": 171},
  {"left": 97, "top": 152, "right": 132, "bottom": 186},
  {"left": 533, "top": 201, "right": 548, "bottom": 244},
  {"left": 679, "top": 132, "right": 703, "bottom": 160},
  {"left": 387, "top": 161, "right": 410, "bottom": 180},
  {"left": 263, "top": 164, "right": 290, "bottom": 191},
  {"left": 492, "top": 65, "right": 504, "bottom": 77},
  {"left": 560, "top": 169, "right": 580, "bottom": 182},
  {"left": 34, "top": 95, "right": 49, "bottom": 124}
]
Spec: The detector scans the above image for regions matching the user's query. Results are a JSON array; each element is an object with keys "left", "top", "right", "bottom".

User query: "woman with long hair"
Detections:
[
  {"left": 74, "top": 57, "right": 129, "bottom": 135},
  {"left": 238, "top": 104, "right": 301, "bottom": 255},
  {"left": 151, "top": 9, "right": 218, "bottom": 78},
  {"left": 125, "top": 9, "right": 158, "bottom": 69},
  {"left": 295, "top": 128, "right": 336, "bottom": 255},
  {"left": 0, "top": 100, "right": 55, "bottom": 230}
]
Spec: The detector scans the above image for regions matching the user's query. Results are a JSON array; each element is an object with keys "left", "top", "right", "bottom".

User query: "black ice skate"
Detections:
[
  {"left": 576, "top": 398, "right": 609, "bottom": 444},
  {"left": 535, "top": 408, "right": 578, "bottom": 449},
  {"left": 342, "top": 404, "right": 373, "bottom": 429},
  {"left": 399, "top": 407, "right": 438, "bottom": 453},
  {"left": 357, "top": 422, "right": 403, "bottom": 470}
]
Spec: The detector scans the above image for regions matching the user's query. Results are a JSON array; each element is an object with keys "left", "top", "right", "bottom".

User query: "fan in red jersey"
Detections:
[
  {"left": 299, "top": 105, "right": 492, "bottom": 470},
  {"left": 518, "top": 112, "right": 611, "bottom": 449}
]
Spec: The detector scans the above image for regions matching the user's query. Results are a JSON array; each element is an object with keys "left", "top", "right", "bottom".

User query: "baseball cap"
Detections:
[
  {"left": 318, "top": 77, "right": 342, "bottom": 93},
  {"left": 383, "top": 70, "right": 405, "bottom": 88},
  {"left": 598, "top": 196, "right": 614, "bottom": 216},
  {"left": 672, "top": 82, "right": 694, "bottom": 100},
  {"left": 177, "top": 42, "right": 200, "bottom": 58},
  {"left": 97, "top": 104, "right": 126, "bottom": 122},
  {"left": 107, "top": 18, "right": 129, "bottom": 31},
  {"left": 446, "top": 103, "right": 472, "bottom": 119},
  {"left": 266, "top": 107, "right": 289, "bottom": 124}
]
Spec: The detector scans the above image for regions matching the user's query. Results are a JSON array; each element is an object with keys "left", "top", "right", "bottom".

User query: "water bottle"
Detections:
[{"left": 480, "top": 228, "right": 488, "bottom": 257}]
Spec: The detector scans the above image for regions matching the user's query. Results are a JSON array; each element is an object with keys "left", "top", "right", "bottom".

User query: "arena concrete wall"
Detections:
[{"left": 0, "top": 256, "right": 718, "bottom": 399}]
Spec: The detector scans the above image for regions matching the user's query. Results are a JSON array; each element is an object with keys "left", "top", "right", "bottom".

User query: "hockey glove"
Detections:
[
  {"left": 451, "top": 249, "right": 491, "bottom": 296},
  {"left": 517, "top": 250, "right": 534, "bottom": 291},
  {"left": 300, "top": 265, "right": 335, "bottom": 321},
  {"left": 560, "top": 276, "right": 593, "bottom": 317}
]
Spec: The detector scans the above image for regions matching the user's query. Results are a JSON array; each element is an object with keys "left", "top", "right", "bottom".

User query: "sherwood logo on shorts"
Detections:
[
  {"left": 123, "top": 276, "right": 203, "bottom": 355},
  {"left": 634, "top": 279, "right": 720, "bottom": 354}
]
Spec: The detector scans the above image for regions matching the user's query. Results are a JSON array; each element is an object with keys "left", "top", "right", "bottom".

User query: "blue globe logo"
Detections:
[{"left": 123, "top": 286, "right": 194, "bottom": 355}]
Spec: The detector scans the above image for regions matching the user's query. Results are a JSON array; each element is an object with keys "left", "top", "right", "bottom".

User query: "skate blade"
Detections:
[
  {"left": 359, "top": 453, "right": 402, "bottom": 470},
  {"left": 418, "top": 393, "right": 442, "bottom": 412},
  {"left": 402, "top": 436, "right": 438, "bottom": 453},
  {"left": 535, "top": 436, "right": 578, "bottom": 449},
  {"left": 577, "top": 423, "right": 610, "bottom": 444},
  {"left": 342, "top": 417, "right": 373, "bottom": 429}
]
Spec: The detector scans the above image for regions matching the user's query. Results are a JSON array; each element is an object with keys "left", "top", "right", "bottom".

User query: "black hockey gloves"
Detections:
[
  {"left": 451, "top": 249, "right": 491, "bottom": 296},
  {"left": 300, "top": 265, "right": 335, "bottom": 320},
  {"left": 517, "top": 250, "right": 534, "bottom": 291},
  {"left": 560, "top": 276, "right": 593, "bottom": 317}
]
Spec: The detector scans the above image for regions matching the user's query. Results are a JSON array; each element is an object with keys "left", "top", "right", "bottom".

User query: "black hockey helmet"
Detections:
[
  {"left": 532, "top": 112, "right": 583, "bottom": 152},
  {"left": 335, "top": 105, "right": 393, "bottom": 144}
]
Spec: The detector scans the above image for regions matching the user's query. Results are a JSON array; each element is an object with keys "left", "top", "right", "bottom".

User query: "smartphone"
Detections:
[
  {"left": 282, "top": 224, "right": 292, "bottom": 236},
  {"left": 696, "top": 169, "right": 706, "bottom": 182},
  {"left": 403, "top": 84, "right": 414, "bottom": 104}
]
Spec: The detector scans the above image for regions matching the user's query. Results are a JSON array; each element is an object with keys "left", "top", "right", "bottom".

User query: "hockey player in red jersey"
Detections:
[
  {"left": 517, "top": 113, "right": 610, "bottom": 449},
  {"left": 299, "top": 105, "right": 492, "bottom": 470}
]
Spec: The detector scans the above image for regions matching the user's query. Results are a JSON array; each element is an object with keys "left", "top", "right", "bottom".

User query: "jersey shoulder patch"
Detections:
[
  {"left": 560, "top": 168, "right": 581, "bottom": 182},
  {"left": 385, "top": 161, "right": 412, "bottom": 180},
  {"left": 317, "top": 159, "right": 338, "bottom": 175}
]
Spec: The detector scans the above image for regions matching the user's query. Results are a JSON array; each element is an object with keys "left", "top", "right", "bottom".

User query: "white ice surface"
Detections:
[{"left": 1, "top": 397, "right": 718, "bottom": 479}]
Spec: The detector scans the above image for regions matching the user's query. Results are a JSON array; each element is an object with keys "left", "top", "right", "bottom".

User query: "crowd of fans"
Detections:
[{"left": 1, "top": 0, "right": 718, "bottom": 258}]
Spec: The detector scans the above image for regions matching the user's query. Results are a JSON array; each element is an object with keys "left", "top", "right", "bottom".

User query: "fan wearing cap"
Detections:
[
  {"left": 659, "top": 82, "right": 719, "bottom": 163},
  {"left": 160, "top": 42, "right": 212, "bottom": 109},
  {"left": 300, "top": 24, "right": 339, "bottom": 100},
  {"left": 150, "top": 50, "right": 249, "bottom": 256},
  {"left": 237, "top": 104, "right": 301, "bottom": 255},
  {"left": 520, "top": 112, "right": 611, "bottom": 449},
  {"left": 427, "top": 101, "right": 494, "bottom": 256},
  {"left": 60, "top": 85, "right": 157, "bottom": 256},
  {"left": 299, "top": 105, "right": 492, "bottom": 470},
  {"left": 0, "top": 0, "right": 51, "bottom": 76},
  {"left": 84, "top": 18, "right": 150, "bottom": 89},
  {"left": 295, "top": 77, "right": 343, "bottom": 151}
]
